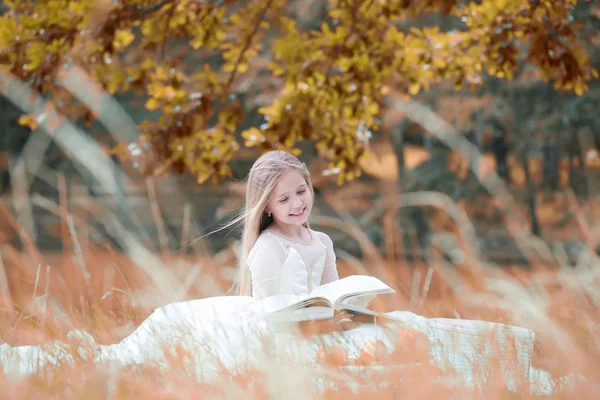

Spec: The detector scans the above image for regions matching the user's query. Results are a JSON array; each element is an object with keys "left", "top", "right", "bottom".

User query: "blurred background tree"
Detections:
[
  {"left": 1, "top": 0, "right": 599, "bottom": 262},
  {"left": 0, "top": 0, "right": 597, "bottom": 184}
]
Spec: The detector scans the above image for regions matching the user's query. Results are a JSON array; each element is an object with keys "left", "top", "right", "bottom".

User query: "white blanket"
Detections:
[{"left": 0, "top": 296, "right": 557, "bottom": 395}]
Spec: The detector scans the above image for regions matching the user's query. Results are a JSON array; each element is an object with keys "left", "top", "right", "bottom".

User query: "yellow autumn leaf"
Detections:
[
  {"left": 343, "top": 106, "right": 353, "bottom": 118},
  {"left": 223, "top": 62, "right": 235, "bottom": 72},
  {"left": 196, "top": 169, "right": 212, "bottom": 184},
  {"left": 237, "top": 62, "right": 248, "bottom": 73},
  {"left": 141, "top": 20, "right": 154, "bottom": 37},
  {"left": 504, "top": 64, "right": 513, "bottom": 80},
  {"left": 24, "top": 41, "right": 45, "bottom": 71},
  {"left": 366, "top": 102, "right": 379, "bottom": 115},
  {"left": 169, "top": 12, "right": 187, "bottom": 29},
  {"left": 328, "top": 9, "right": 345, "bottom": 19},
  {"left": 18, "top": 114, "right": 39, "bottom": 130},
  {"left": 574, "top": 80, "right": 585, "bottom": 96},
  {"left": 145, "top": 98, "right": 160, "bottom": 111},
  {"left": 241, "top": 127, "right": 265, "bottom": 144},
  {"left": 113, "top": 29, "right": 135, "bottom": 51},
  {"left": 409, "top": 82, "right": 421, "bottom": 95}
]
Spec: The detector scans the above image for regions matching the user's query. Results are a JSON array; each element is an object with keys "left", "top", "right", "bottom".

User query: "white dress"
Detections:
[
  {"left": 0, "top": 230, "right": 561, "bottom": 395},
  {"left": 247, "top": 228, "right": 339, "bottom": 299}
]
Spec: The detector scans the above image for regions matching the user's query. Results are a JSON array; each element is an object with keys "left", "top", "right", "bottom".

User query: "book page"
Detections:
[
  {"left": 248, "top": 295, "right": 332, "bottom": 314},
  {"left": 341, "top": 294, "right": 376, "bottom": 309},
  {"left": 308, "top": 275, "right": 394, "bottom": 307}
]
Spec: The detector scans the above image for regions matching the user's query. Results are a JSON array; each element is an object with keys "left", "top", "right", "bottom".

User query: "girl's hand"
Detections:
[{"left": 334, "top": 310, "right": 354, "bottom": 330}]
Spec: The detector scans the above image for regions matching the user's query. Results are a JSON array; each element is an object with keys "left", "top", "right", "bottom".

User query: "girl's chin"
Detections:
[
  {"left": 284, "top": 215, "right": 307, "bottom": 224},
  {"left": 286, "top": 219, "right": 307, "bottom": 226}
]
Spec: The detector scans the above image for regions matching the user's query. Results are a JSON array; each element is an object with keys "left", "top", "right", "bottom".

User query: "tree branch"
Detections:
[
  {"left": 223, "top": 0, "right": 275, "bottom": 94},
  {"left": 127, "top": 0, "right": 172, "bottom": 20},
  {"left": 160, "top": 0, "right": 179, "bottom": 58}
]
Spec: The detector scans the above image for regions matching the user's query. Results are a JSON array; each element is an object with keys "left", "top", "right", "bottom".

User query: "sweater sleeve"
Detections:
[
  {"left": 247, "top": 235, "right": 286, "bottom": 299},
  {"left": 317, "top": 232, "right": 339, "bottom": 285}
]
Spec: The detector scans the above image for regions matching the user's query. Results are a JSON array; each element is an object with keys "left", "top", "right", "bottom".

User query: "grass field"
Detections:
[{"left": 1, "top": 191, "right": 600, "bottom": 399}]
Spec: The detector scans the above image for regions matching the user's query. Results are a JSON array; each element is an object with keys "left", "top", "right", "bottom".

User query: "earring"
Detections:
[{"left": 268, "top": 212, "right": 272, "bottom": 218}]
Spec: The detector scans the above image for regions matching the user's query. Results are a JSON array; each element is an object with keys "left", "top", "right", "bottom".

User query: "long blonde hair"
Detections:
[{"left": 235, "top": 150, "right": 314, "bottom": 296}]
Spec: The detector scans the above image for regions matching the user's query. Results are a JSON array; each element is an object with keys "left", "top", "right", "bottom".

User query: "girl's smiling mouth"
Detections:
[{"left": 289, "top": 207, "right": 306, "bottom": 217}]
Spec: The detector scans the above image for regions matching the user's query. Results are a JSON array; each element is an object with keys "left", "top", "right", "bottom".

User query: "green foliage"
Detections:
[{"left": 0, "top": 0, "right": 597, "bottom": 184}]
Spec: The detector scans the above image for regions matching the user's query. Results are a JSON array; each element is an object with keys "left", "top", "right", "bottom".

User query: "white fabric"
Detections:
[
  {"left": 248, "top": 229, "right": 339, "bottom": 299},
  {"left": 384, "top": 312, "right": 535, "bottom": 392},
  {"left": 0, "top": 296, "right": 565, "bottom": 395}
]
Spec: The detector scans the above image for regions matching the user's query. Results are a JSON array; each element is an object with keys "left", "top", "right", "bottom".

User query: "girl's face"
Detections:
[{"left": 266, "top": 170, "right": 312, "bottom": 227}]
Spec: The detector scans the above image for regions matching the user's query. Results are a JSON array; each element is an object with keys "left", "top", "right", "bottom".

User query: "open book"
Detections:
[{"left": 248, "top": 275, "right": 395, "bottom": 322}]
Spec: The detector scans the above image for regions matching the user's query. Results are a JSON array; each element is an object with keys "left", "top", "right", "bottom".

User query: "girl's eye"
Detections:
[
  {"left": 279, "top": 198, "right": 288, "bottom": 204},
  {"left": 298, "top": 190, "right": 306, "bottom": 195}
]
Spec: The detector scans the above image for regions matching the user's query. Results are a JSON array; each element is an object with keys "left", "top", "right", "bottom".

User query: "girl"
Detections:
[{"left": 237, "top": 150, "right": 338, "bottom": 299}]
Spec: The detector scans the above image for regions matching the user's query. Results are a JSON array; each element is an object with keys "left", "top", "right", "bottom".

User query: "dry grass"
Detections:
[{"left": 0, "top": 188, "right": 599, "bottom": 399}]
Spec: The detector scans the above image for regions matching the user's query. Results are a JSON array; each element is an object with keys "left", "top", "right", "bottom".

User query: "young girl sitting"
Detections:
[{"left": 0, "top": 150, "right": 557, "bottom": 395}]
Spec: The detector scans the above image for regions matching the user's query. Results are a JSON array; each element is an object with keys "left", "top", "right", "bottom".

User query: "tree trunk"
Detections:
[
  {"left": 522, "top": 150, "right": 541, "bottom": 236},
  {"left": 0, "top": 151, "right": 9, "bottom": 194},
  {"left": 385, "top": 127, "right": 406, "bottom": 263},
  {"left": 491, "top": 121, "right": 509, "bottom": 180},
  {"left": 542, "top": 142, "right": 559, "bottom": 192},
  {"left": 577, "top": 128, "right": 598, "bottom": 195}
]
